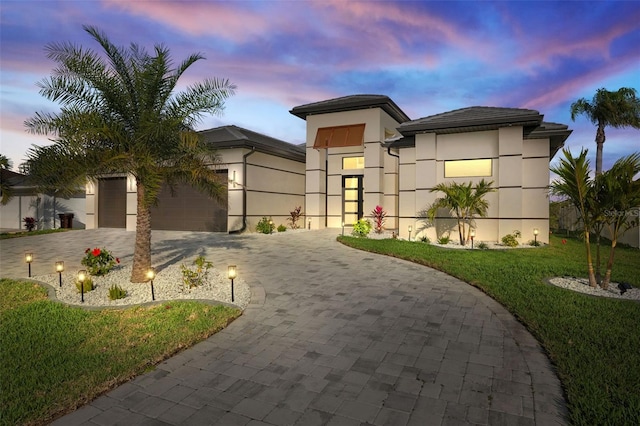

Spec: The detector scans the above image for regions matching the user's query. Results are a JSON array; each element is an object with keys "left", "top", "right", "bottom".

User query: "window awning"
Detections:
[{"left": 313, "top": 123, "right": 365, "bottom": 149}]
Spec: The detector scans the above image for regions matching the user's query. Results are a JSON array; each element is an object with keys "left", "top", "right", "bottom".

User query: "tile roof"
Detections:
[
  {"left": 199, "top": 125, "right": 305, "bottom": 162},
  {"left": 398, "top": 106, "right": 544, "bottom": 135},
  {"left": 290, "top": 94, "right": 410, "bottom": 123}
]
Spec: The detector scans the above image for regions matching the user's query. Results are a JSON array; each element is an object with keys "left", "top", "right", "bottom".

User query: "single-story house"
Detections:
[
  {"left": 0, "top": 168, "right": 85, "bottom": 231},
  {"left": 85, "top": 94, "right": 575, "bottom": 244}
]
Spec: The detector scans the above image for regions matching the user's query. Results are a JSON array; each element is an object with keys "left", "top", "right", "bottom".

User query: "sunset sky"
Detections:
[{"left": 1, "top": 0, "right": 638, "bottom": 174}]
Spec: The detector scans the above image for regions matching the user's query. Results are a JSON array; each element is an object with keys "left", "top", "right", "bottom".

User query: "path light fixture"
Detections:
[
  {"left": 269, "top": 219, "right": 274, "bottom": 234},
  {"left": 534, "top": 228, "right": 539, "bottom": 245},
  {"left": 56, "top": 261, "right": 64, "bottom": 287},
  {"left": 408, "top": 225, "right": 412, "bottom": 242},
  {"left": 470, "top": 229, "right": 476, "bottom": 249},
  {"left": 308, "top": 218, "right": 311, "bottom": 230},
  {"left": 146, "top": 268, "right": 156, "bottom": 301},
  {"left": 25, "top": 252, "right": 33, "bottom": 277},
  {"left": 342, "top": 221, "right": 345, "bottom": 236},
  {"left": 228, "top": 265, "right": 237, "bottom": 302},
  {"left": 77, "top": 270, "right": 87, "bottom": 303}
]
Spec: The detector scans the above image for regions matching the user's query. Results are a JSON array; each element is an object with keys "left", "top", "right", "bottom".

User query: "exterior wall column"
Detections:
[
  {"left": 305, "top": 146, "right": 326, "bottom": 229},
  {"left": 413, "top": 133, "right": 437, "bottom": 240},
  {"left": 85, "top": 180, "right": 97, "bottom": 229},
  {"left": 497, "top": 127, "right": 523, "bottom": 241},
  {"left": 126, "top": 174, "right": 137, "bottom": 231}
]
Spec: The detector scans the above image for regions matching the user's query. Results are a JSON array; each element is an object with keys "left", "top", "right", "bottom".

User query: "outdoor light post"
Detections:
[
  {"left": 25, "top": 252, "right": 33, "bottom": 277},
  {"left": 56, "top": 261, "right": 64, "bottom": 287},
  {"left": 408, "top": 225, "right": 412, "bottom": 241},
  {"left": 470, "top": 229, "right": 475, "bottom": 249},
  {"left": 269, "top": 219, "right": 273, "bottom": 234},
  {"left": 534, "top": 228, "right": 539, "bottom": 245},
  {"left": 308, "top": 218, "right": 311, "bottom": 230},
  {"left": 146, "top": 268, "right": 156, "bottom": 301},
  {"left": 228, "top": 265, "right": 237, "bottom": 302},
  {"left": 341, "top": 221, "right": 345, "bottom": 236},
  {"left": 77, "top": 270, "right": 87, "bottom": 303}
]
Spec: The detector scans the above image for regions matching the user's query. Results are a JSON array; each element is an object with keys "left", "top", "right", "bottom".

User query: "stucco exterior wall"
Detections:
[
  {"left": 304, "top": 108, "right": 402, "bottom": 230},
  {"left": 1, "top": 192, "right": 86, "bottom": 231},
  {"left": 397, "top": 127, "right": 551, "bottom": 244}
]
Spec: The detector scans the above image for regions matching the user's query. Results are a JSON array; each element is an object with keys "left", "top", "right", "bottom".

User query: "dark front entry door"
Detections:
[
  {"left": 343, "top": 175, "right": 363, "bottom": 225},
  {"left": 98, "top": 177, "right": 126, "bottom": 228}
]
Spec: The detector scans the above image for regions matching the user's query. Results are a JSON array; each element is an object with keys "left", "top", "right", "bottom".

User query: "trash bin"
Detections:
[{"left": 58, "top": 213, "right": 74, "bottom": 229}]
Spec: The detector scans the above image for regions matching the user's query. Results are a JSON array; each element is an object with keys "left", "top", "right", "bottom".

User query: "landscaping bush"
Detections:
[
  {"left": 352, "top": 218, "right": 372, "bottom": 237},
  {"left": 256, "top": 216, "right": 275, "bottom": 234},
  {"left": 277, "top": 224, "right": 287, "bottom": 232},
  {"left": 501, "top": 230, "right": 521, "bottom": 247},
  {"left": 108, "top": 284, "right": 127, "bottom": 300},
  {"left": 181, "top": 255, "right": 212, "bottom": 289},
  {"left": 81, "top": 247, "right": 119, "bottom": 276},
  {"left": 287, "top": 206, "right": 303, "bottom": 229}
]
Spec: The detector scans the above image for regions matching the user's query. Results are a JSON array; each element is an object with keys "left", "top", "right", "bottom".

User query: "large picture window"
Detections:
[{"left": 444, "top": 159, "right": 492, "bottom": 178}]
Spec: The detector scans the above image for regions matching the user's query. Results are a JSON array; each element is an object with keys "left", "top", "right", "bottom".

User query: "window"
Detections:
[
  {"left": 314, "top": 123, "right": 365, "bottom": 149},
  {"left": 342, "top": 156, "right": 364, "bottom": 169},
  {"left": 444, "top": 159, "right": 492, "bottom": 178}
]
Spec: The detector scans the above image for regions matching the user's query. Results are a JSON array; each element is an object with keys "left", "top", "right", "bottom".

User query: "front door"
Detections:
[{"left": 343, "top": 175, "right": 363, "bottom": 225}]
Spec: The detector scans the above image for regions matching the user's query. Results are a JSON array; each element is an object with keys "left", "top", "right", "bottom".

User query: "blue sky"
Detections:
[{"left": 1, "top": 0, "right": 639, "bottom": 173}]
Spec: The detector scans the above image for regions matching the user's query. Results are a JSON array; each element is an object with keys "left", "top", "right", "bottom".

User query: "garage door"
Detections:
[
  {"left": 150, "top": 175, "right": 228, "bottom": 232},
  {"left": 98, "top": 177, "right": 126, "bottom": 228}
]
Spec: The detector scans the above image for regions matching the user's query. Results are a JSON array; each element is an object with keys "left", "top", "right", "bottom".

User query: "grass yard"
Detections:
[
  {"left": 339, "top": 233, "right": 640, "bottom": 426},
  {"left": 0, "top": 229, "right": 72, "bottom": 240},
  {"left": 0, "top": 280, "right": 241, "bottom": 426}
]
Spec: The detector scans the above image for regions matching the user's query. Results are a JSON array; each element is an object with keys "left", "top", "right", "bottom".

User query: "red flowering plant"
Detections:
[
  {"left": 81, "top": 247, "right": 120, "bottom": 276},
  {"left": 370, "top": 205, "right": 387, "bottom": 234}
]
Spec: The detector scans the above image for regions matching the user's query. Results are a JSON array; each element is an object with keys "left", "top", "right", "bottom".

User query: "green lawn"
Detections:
[
  {"left": 0, "top": 228, "right": 72, "bottom": 239},
  {"left": 339, "top": 233, "right": 640, "bottom": 425},
  {"left": 0, "top": 280, "right": 241, "bottom": 426}
]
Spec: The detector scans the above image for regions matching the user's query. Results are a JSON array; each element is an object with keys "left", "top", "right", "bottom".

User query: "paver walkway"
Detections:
[{"left": 0, "top": 229, "right": 567, "bottom": 425}]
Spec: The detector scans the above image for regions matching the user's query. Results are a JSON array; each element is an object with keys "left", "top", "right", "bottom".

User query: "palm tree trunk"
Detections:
[
  {"left": 131, "top": 180, "right": 152, "bottom": 283},
  {"left": 457, "top": 217, "right": 465, "bottom": 245},
  {"left": 595, "top": 231, "right": 602, "bottom": 284},
  {"left": 601, "top": 240, "right": 617, "bottom": 290},
  {"left": 584, "top": 232, "right": 597, "bottom": 287},
  {"left": 595, "top": 123, "right": 605, "bottom": 176}
]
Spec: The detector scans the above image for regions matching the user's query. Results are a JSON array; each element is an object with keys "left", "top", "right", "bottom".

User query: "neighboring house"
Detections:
[
  {"left": 85, "top": 125, "right": 306, "bottom": 232},
  {"left": 0, "top": 169, "right": 85, "bottom": 231},
  {"left": 290, "top": 95, "right": 572, "bottom": 244}
]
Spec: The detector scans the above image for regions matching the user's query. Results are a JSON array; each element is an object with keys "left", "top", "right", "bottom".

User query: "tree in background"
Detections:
[
  {"left": 570, "top": 87, "right": 640, "bottom": 175},
  {"left": 25, "top": 26, "right": 236, "bottom": 282},
  {"left": 0, "top": 154, "right": 14, "bottom": 205},
  {"left": 424, "top": 179, "right": 495, "bottom": 245}
]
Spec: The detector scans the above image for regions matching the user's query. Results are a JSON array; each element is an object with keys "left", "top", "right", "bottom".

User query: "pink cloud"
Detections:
[{"left": 102, "top": 0, "right": 272, "bottom": 42}]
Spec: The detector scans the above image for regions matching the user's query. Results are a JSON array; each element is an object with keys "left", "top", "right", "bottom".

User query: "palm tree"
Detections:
[
  {"left": 550, "top": 149, "right": 597, "bottom": 287},
  {"left": 595, "top": 153, "right": 640, "bottom": 289},
  {"left": 0, "top": 154, "right": 14, "bottom": 205},
  {"left": 425, "top": 179, "right": 495, "bottom": 245},
  {"left": 570, "top": 87, "right": 640, "bottom": 175},
  {"left": 25, "top": 26, "right": 236, "bottom": 282}
]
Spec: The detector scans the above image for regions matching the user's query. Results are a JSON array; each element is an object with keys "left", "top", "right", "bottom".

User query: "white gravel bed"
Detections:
[
  {"left": 549, "top": 276, "right": 639, "bottom": 300},
  {"left": 32, "top": 264, "right": 250, "bottom": 309}
]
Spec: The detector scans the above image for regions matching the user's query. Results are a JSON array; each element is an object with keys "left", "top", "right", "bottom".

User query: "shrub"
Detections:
[
  {"left": 529, "top": 239, "right": 541, "bottom": 247},
  {"left": 352, "top": 218, "right": 372, "bottom": 238},
  {"left": 287, "top": 206, "right": 303, "bottom": 229},
  {"left": 256, "top": 217, "right": 275, "bottom": 234},
  {"left": 75, "top": 276, "right": 94, "bottom": 293},
  {"left": 477, "top": 241, "right": 489, "bottom": 250},
  {"left": 23, "top": 217, "right": 36, "bottom": 232},
  {"left": 501, "top": 230, "right": 521, "bottom": 247},
  {"left": 108, "top": 284, "right": 127, "bottom": 300},
  {"left": 370, "top": 205, "right": 387, "bottom": 234},
  {"left": 181, "top": 255, "right": 212, "bottom": 289},
  {"left": 420, "top": 236, "right": 431, "bottom": 244},
  {"left": 437, "top": 235, "right": 451, "bottom": 245},
  {"left": 277, "top": 224, "right": 287, "bottom": 232},
  {"left": 81, "top": 247, "right": 119, "bottom": 276}
]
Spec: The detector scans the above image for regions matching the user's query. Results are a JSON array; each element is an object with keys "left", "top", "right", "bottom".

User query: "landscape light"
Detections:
[
  {"left": 56, "top": 261, "right": 64, "bottom": 287},
  {"left": 534, "top": 228, "right": 539, "bottom": 245},
  {"left": 146, "top": 268, "right": 156, "bottom": 301},
  {"left": 470, "top": 229, "right": 476, "bottom": 249},
  {"left": 228, "top": 265, "right": 237, "bottom": 302},
  {"left": 25, "top": 252, "right": 33, "bottom": 277},
  {"left": 408, "top": 225, "right": 412, "bottom": 241},
  {"left": 77, "top": 270, "right": 87, "bottom": 303}
]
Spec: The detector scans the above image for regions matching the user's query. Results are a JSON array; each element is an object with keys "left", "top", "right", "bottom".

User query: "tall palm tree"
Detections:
[
  {"left": 570, "top": 87, "right": 640, "bottom": 175},
  {"left": 25, "top": 26, "right": 236, "bottom": 282},
  {"left": 550, "top": 148, "right": 597, "bottom": 287},
  {"left": 0, "top": 154, "right": 14, "bottom": 205},
  {"left": 425, "top": 179, "right": 495, "bottom": 245},
  {"left": 595, "top": 153, "right": 640, "bottom": 289}
]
